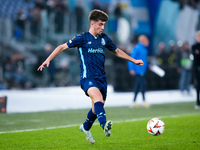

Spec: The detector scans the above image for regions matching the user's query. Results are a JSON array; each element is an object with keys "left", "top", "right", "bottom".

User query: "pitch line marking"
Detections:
[{"left": 0, "top": 113, "right": 199, "bottom": 134}]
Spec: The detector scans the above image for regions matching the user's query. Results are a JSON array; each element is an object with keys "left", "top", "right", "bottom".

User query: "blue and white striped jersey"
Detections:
[{"left": 66, "top": 31, "right": 117, "bottom": 79}]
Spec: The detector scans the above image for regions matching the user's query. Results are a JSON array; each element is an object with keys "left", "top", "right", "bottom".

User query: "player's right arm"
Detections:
[
  {"left": 37, "top": 43, "right": 69, "bottom": 71},
  {"left": 112, "top": 48, "right": 144, "bottom": 66}
]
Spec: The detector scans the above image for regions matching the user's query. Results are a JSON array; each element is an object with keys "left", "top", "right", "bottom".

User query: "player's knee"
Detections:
[
  {"left": 88, "top": 87, "right": 103, "bottom": 100},
  {"left": 94, "top": 99, "right": 104, "bottom": 104}
]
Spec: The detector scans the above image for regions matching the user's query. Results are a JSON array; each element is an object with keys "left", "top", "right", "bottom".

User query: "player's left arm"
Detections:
[
  {"left": 112, "top": 48, "right": 144, "bottom": 66},
  {"left": 37, "top": 43, "right": 69, "bottom": 71}
]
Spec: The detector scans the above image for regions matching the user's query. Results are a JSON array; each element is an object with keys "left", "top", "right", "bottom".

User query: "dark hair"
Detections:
[{"left": 89, "top": 9, "right": 109, "bottom": 22}]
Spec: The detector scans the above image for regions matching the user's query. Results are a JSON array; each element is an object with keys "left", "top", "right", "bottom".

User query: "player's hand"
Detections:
[
  {"left": 37, "top": 61, "right": 50, "bottom": 71},
  {"left": 135, "top": 60, "right": 144, "bottom": 66}
]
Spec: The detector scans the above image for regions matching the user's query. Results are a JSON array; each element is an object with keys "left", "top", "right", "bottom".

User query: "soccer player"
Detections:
[{"left": 37, "top": 9, "right": 144, "bottom": 144}]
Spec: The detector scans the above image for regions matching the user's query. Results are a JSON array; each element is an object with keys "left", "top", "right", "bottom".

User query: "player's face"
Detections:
[{"left": 93, "top": 20, "right": 106, "bottom": 36}]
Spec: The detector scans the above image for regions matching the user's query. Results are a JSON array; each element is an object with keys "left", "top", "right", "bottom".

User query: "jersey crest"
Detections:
[{"left": 101, "top": 38, "right": 106, "bottom": 45}]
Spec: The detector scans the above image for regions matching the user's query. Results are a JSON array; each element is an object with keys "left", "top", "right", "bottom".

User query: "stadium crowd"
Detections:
[{"left": 0, "top": 0, "right": 200, "bottom": 91}]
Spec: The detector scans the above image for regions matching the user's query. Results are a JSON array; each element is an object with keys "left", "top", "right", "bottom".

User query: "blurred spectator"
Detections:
[
  {"left": 192, "top": 30, "right": 200, "bottom": 109},
  {"left": 102, "top": 2, "right": 109, "bottom": 14},
  {"left": 74, "top": 0, "right": 85, "bottom": 33},
  {"left": 46, "top": 0, "right": 57, "bottom": 15},
  {"left": 179, "top": 42, "right": 193, "bottom": 95},
  {"left": 30, "top": 7, "right": 41, "bottom": 37},
  {"left": 92, "top": 1, "right": 102, "bottom": 10},
  {"left": 113, "top": 3, "right": 122, "bottom": 19},
  {"left": 3, "top": 57, "right": 15, "bottom": 89},
  {"left": 14, "top": 9, "right": 27, "bottom": 40},
  {"left": 156, "top": 42, "right": 172, "bottom": 89},
  {"left": 4, "top": 53, "right": 27, "bottom": 89},
  {"left": 168, "top": 40, "right": 178, "bottom": 68},
  {"left": 40, "top": 4, "right": 49, "bottom": 40},
  {"left": 54, "top": 0, "right": 69, "bottom": 33},
  {"left": 172, "top": 0, "right": 198, "bottom": 9},
  {"left": 33, "top": 54, "right": 44, "bottom": 87},
  {"left": 68, "top": 57, "right": 80, "bottom": 85},
  {"left": 43, "top": 43, "right": 56, "bottom": 86},
  {"left": 165, "top": 40, "right": 180, "bottom": 89},
  {"left": 128, "top": 35, "right": 150, "bottom": 108},
  {"left": 176, "top": 40, "right": 184, "bottom": 73},
  {"left": 35, "top": 0, "right": 45, "bottom": 9},
  {"left": 156, "top": 42, "right": 169, "bottom": 68},
  {"left": 110, "top": 3, "right": 122, "bottom": 39},
  {"left": 13, "top": 54, "right": 27, "bottom": 89},
  {"left": 33, "top": 43, "right": 56, "bottom": 87},
  {"left": 0, "top": 82, "right": 6, "bottom": 90},
  {"left": 56, "top": 58, "right": 70, "bottom": 86}
]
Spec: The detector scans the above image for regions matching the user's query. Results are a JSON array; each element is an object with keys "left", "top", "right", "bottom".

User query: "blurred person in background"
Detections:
[
  {"left": 92, "top": 1, "right": 102, "bottom": 10},
  {"left": 74, "top": 0, "right": 85, "bottom": 33},
  {"left": 12, "top": 53, "right": 27, "bottom": 89},
  {"left": 43, "top": 43, "right": 56, "bottom": 86},
  {"left": 128, "top": 35, "right": 150, "bottom": 108},
  {"left": 176, "top": 41, "right": 184, "bottom": 73},
  {"left": 34, "top": 43, "right": 55, "bottom": 87},
  {"left": 54, "top": 0, "right": 69, "bottom": 33},
  {"left": 102, "top": 2, "right": 109, "bottom": 14},
  {"left": 179, "top": 42, "right": 193, "bottom": 95},
  {"left": 113, "top": 2, "right": 122, "bottom": 34},
  {"left": 30, "top": 7, "right": 41, "bottom": 37},
  {"left": 192, "top": 31, "right": 200, "bottom": 109},
  {"left": 37, "top": 9, "right": 144, "bottom": 144},
  {"left": 168, "top": 40, "right": 179, "bottom": 88},
  {"left": 156, "top": 42, "right": 169, "bottom": 69},
  {"left": 46, "top": 0, "right": 57, "bottom": 15},
  {"left": 156, "top": 42, "right": 170, "bottom": 89},
  {"left": 113, "top": 3, "right": 122, "bottom": 20},
  {"left": 168, "top": 40, "right": 178, "bottom": 68},
  {"left": 4, "top": 53, "right": 27, "bottom": 89},
  {"left": 3, "top": 57, "right": 15, "bottom": 89},
  {"left": 40, "top": 3, "right": 49, "bottom": 40},
  {"left": 14, "top": 9, "right": 27, "bottom": 40}
]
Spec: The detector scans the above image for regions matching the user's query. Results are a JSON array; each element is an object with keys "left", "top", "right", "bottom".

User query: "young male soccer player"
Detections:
[{"left": 37, "top": 9, "right": 144, "bottom": 144}]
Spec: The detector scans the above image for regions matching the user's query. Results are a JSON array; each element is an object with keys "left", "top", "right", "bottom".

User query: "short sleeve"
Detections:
[
  {"left": 66, "top": 34, "right": 83, "bottom": 48},
  {"left": 106, "top": 36, "right": 117, "bottom": 51}
]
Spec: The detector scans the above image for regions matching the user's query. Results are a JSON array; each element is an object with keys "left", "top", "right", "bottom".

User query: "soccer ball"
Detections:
[{"left": 147, "top": 118, "right": 165, "bottom": 135}]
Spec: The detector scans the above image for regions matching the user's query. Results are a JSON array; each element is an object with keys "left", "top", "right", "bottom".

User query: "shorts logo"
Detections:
[
  {"left": 101, "top": 38, "right": 105, "bottom": 45},
  {"left": 89, "top": 81, "right": 93, "bottom": 86}
]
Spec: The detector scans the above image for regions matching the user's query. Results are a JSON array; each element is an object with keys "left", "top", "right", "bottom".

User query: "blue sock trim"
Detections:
[
  {"left": 94, "top": 102, "right": 107, "bottom": 129},
  {"left": 83, "top": 108, "right": 97, "bottom": 130}
]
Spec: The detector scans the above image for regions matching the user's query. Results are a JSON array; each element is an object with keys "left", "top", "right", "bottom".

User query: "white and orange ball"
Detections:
[{"left": 147, "top": 118, "right": 165, "bottom": 135}]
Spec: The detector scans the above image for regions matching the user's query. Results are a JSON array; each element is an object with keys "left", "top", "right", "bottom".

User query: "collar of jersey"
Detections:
[{"left": 88, "top": 31, "right": 99, "bottom": 39}]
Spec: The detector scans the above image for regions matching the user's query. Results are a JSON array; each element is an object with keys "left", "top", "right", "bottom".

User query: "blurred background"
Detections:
[{"left": 0, "top": 0, "right": 199, "bottom": 92}]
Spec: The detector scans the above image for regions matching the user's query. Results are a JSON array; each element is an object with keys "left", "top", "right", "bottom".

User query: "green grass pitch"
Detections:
[{"left": 0, "top": 102, "right": 200, "bottom": 150}]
